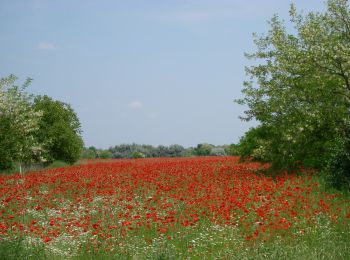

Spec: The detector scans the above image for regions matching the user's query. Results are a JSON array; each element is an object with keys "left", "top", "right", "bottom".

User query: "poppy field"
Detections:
[{"left": 0, "top": 157, "right": 349, "bottom": 259}]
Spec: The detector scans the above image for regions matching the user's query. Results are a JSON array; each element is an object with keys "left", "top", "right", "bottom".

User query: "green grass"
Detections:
[{"left": 0, "top": 216, "right": 348, "bottom": 259}]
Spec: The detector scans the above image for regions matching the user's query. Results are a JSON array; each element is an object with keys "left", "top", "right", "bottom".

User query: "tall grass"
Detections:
[{"left": 0, "top": 218, "right": 348, "bottom": 259}]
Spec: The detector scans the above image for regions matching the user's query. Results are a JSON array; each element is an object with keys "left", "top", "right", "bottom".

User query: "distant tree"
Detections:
[
  {"left": 225, "top": 144, "right": 240, "bottom": 156},
  {"left": 195, "top": 143, "right": 212, "bottom": 156},
  {"left": 210, "top": 147, "right": 227, "bottom": 156},
  {"left": 81, "top": 146, "right": 97, "bottom": 159},
  {"left": 168, "top": 144, "right": 185, "bottom": 157},
  {"left": 181, "top": 147, "right": 195, "bottom": 157},
  {"left": 33, "top": 95, "right": 83, "bottom": 164},
  {"left": 0, "top": 75, "right": 43, "bottom": 170},
  {"left": 99, "top": 150, "right": 113, "bottom": 159},
  {"left": 132, "top": 151, "right": 145, "bottom": 159}
]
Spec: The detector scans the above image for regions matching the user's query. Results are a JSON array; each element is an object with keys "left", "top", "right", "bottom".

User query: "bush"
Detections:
[
  {"left": 324, "top": 137, "right": 350, "bottom": 190},
  {"left": 132, "top": 152, "right": 145, "bottom": 159},
  {"left": 99, "top": 150, "right": 113, "bottom": 159},
  {"left": 210, "top": 147, "right": 226, "bottom": 156},
  {"left": 225, "top": 144, "right": 240, "bottom": 156},
  {"left": 238, "top": 125, "right": 273, "bottom": 162},
  {"left": 194, "top": 143, "right": 212, "bottom": 156}
]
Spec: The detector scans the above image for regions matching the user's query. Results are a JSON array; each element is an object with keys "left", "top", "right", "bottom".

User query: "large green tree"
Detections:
[
  {"left": 237, "top": 0, "right": 350, "bottom": 172},
  {"left": 33, "top": 95, "right": 83, "bottom": 164},
  {"left": 0, "top": 75, "right": 43, "bottom": 170}
]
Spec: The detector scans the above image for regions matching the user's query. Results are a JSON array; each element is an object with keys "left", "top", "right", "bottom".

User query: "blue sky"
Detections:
[{"left": 1, "top": 0, "right": 324, "bottom": 148}]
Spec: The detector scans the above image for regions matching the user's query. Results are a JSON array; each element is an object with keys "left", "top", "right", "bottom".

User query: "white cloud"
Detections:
[
  {"left": 128, "top": 101, "right": 143, "bottom": 109},
  {"left": 36, "top": 42, "right": 57, "bottom": 50}
]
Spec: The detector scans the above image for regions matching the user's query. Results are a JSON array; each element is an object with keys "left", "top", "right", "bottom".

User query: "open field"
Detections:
[{"left": 0, "top": 157, "right": 349, "bottom": 259}]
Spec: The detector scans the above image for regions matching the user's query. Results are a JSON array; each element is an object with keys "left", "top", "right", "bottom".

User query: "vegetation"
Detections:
[
  {"left": 0, "top": 75, "right": 83, "bottom": 172},
  {"left": 0, "top": 75, "right": 43, "bottom": 171},
  {"left": 236, "top": 0, "right": 350, "bottom": 188},
  {"left": 2, "top": 1, "right": 349, "bottom": 258},
  {"left": 33, "top": 95, "right": 83, "bottom": 164},
  {"left": 0, "top": 158, "right": 349, "bottom": 259},
  {"left": 81, "top": 143, "right": 232, "bottom": 159}
]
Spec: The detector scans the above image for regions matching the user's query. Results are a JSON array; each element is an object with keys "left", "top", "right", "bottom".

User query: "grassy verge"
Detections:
[{"left": 0, "top": 218, "right": 348, "bottom": 259}]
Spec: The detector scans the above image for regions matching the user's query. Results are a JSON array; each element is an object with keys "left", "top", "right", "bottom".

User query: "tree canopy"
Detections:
[
  {"left": 0, "top": 75, "right": 43, "bottom": 170},
  {"left": 236, "top": 0, "right": 350, "bottom": 181},
  {"left": 33, "top": 95, "right": 83, "bottom": 164},
  {"left": 0, "top": 75, "right": 84, "bottom": 171}
]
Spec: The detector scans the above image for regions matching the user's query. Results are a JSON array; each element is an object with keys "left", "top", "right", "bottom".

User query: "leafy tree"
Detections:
[
  {"left": 167, "top": 144, "right": 185, "bottom": 157},
  {"left": 181, "top": 147, "right": 195, "bottom": 157},
  {"left": 132, "top": 151, "right": 145, "bottom": 159},
  {"left": 81, "top": 146, "right": 98, "bottom": 159},
  {"left": 236, "top": 0, "right": 350, "bottom": 175},
  {"left": 33, "top": 95, "right": 83, "bottom": 164},
  {"left": 0, "top": 75, "right": 43, "bottom": 170},
  {"left": 238, "top": 125, "right": 273, "bottom": 162},
  {"left": 210, "top": 147, "right": 227, "bottom": 156},
  {"left": 194, "top": 143, "right": 212, "bottom": 156},
  {"left": 225, "top": 144, "right": 240, "bottom": 156},
  {"left": 98, "top": 150, "right": 113, "bottom": 159}
]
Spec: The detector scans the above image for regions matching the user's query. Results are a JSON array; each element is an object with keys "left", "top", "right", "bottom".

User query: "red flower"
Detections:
[{"left": 43, "top": 237, "right": 52, "bottom": 243}]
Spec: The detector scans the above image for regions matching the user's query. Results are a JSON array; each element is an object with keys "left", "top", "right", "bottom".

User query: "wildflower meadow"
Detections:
[{"left": 0, "top": 157, "right": 349, "bottom": 259}]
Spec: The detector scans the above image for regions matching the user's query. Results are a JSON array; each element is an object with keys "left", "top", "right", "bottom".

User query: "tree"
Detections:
[
  {"left": 33, "top": 95, "right": 83, "bottom": 164},
  {"left": 225, "top": 144, "right": 240, "bottom": 156},
  {"left": 236, "top": 0, "right": 350, "bottom": 174},
  {"left": 237, "top": 125, "right": 273, "bottom": 162},
  {"left": 81, "top": 146, "right": 98, "bottom": 159},
  {"left": 0, "top": 75, "right": 43, "bottom": 170},
  {"left": 210, "top": 147, "right": 227, "bottom": 156},
  {"left": 132, "top": 151, "right": 145, "bottom": 159},
  {"left": 167, "top": 144, "right": 185, "bottom": 157},
  {"left": 195, "top": 143, "right": 212, "bottom": 156},
  {"left": 98, "top": 150, "right": 113, "bottom": 159}
]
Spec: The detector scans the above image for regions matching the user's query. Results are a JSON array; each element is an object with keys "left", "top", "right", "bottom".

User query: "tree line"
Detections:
[
  {"left": 81, "top": 143, "right": 237, "bottom": 159},
  {"left": 0, "top": 75, "right": 83, "bottom": 172}
]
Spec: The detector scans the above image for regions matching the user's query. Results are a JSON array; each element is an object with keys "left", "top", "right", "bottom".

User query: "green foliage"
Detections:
[
  {"left": 225, "top": 144, "right": 240, "bottom": 156},
  {"left": 181, "top": 147, "right": 195, "bottom": 157},
  {"left": 209, "top": 147, "right": 226, "bottom": 156},
  {"left": 81, "top": 146, "right": 98, "bottom": 159},
  {"left": 236, "top": 0, "right": 350, "bottom": 181},
  {"left": 238, "top": 125, "right": 272, "bottom": 162},
  {"left": 324, "top": 135, "right": 350, "bottom": 190},
  {"left": 132, "top": 151, "right": 145, "bottom": 159},
  {"left": 47, "top": 160, "right": 69, "bottom": 169},
  {"left": 194, "top": 143, "right": 212, "bottom": 156},
  {"left": 0, "top": 238, "right": 46, "bottom": 260},
  {"left": 94, "top": 143, "right": 232, "bottom": 160},
  {"left": 33, "top": 95, "right": 83, "bottom": 165},
  {"left": 99, "top": 150, "right": 113, "bottom": 159},
  {"left": 0, "top": 75, "right": 43, "bottom": 170},
  {"left": 109, "top": 144, "right": 189, "bottom": 158}
]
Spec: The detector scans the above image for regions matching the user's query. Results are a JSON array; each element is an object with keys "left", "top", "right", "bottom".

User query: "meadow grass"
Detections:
[{"left": 1, "top": 216, "right": 349, "bottom": 260}]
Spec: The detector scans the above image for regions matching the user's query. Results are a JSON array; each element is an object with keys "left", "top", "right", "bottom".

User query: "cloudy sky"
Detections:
[{"left": 1, "top": 0, "right": 325, "bottom": 148}]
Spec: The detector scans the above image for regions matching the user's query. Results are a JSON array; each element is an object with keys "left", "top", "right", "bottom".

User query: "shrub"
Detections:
[
  {"left": 132, "top": 152, "right": 145, "bottom": 159},
  {"left": 99, "top": 150, "right": 113, "bottom": 159},
  {"left": 238, "top": 125, "right": 272, "bottom": 162},
  {"left": 324, "top": 137, "right": 350, "bottom": 190}
]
